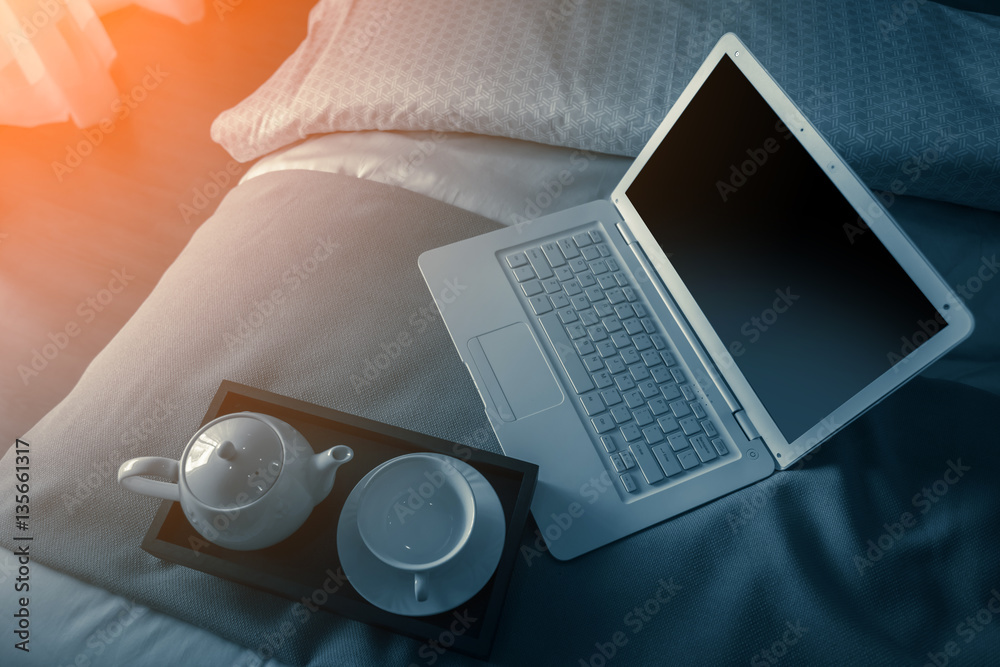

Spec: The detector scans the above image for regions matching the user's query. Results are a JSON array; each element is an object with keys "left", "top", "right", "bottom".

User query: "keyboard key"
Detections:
[
  {"left": 574, "top": 232, "right": 593, "bottom": 247},
  {"left": 582, "top": 353, "right": 605, "bottom": 372},
  {"left": 529, "top": 295, "right": 553, "bottom": 315},
  {"left": 620, "top": 473, "right": 637, "bottom": 493},
  {"left": 588, "top": 325, "right": 608, "bottom": 342},
  {"left": 649, "top": 365, "right": 672, "bottom": 384},
  {"left": 677, "top": 449, "right": 701, "bottom": 470},
  {"left": 614, "top": 272, "right": 630, "bottom": 286},
  {"left": 681, "top": 385, "right": 696, "bottom": 401},
  {"left": 620, "top": 423, "right": 642, "bottom": 441},
  {"left": 600, "top": 435, "right": 616, "bottom": 452},
  {"left": 538, "top": 313, "right": 594, "bottom": 394},
  {"left": 614, "top": 371, "right": 636, "bottom": 394},
  {"left": 679, "top": 416, "right": 701, "bottom": 435},
  {"left": 569, "top": 257, "right": 589, "bottom": 273},
  {"left": 564, "top": 280, "right": 583, "bottom": 296},
  {"left": 577, "top": 272, "right": 597, "bottom": 287},
  {"left": 592, "top": 370, "right": 614, "bottom": 388},
  {"left": 647, "top": 397, "right": 670, "bottom": 415},
  {"left": 579, "top": 393, "right": 605, "bottom": 416},
  {"left": 622, "top": 317, "right": 643, "bottom": 334},
  {"left": 557, "top": 238, "right": 580, "bottom": 259},
  {"left": 671, "top": 368, "right": 686, "bottom": 384},
  {"left": 506, "top": 252, "right": 529, "bottom": 268},
  {"left": 574, "top": 338, "right": 595, "bottom": 355},
  {"left": 660, "top": 383, "right": 681, "bottom": 401},
  {"left": 597, "top": 243, "right": 610, "bottom": 256},
  {"left": 640, "top": 349, "right": 661, "bottom": 366},
  {"left": 558, "top": 308, "right": 579, "bottom": 325},
  {"left": 634, "top": 408, "right": 654, "bottom": 427},
  {"left": 525, "top": 248, "right": 553, "bottom": 279},
  {"left": 622, "top": 389, "right": 645, "bottom": 408},
  {"left": 641, "top": 318, "right": 657, "bottom": 334},
  {"left": 513, "top": 266, "right": 535, "bottom": 282},
  {"left": 601, "top": 352, "right": 626, "bottom": 374},
  {"left": 636, "top": 379, "right": 659, "bottom": 398},
  {"left": 554, "top": 265, "right": 575, "bottom": 282},
  {"left": 691, "top": 402, "right": 707, "bottom": 419},
  {"left": 602, "top": 317, "right": 623, "bottom": 333},
  {"left": 652, "top": 445, "right": 683, "bottom": 476},
  {"left": 610, "top": 405, "right": 632, "bottom": 423},
  {"left": 582, "top": 246, "right": 601, "bottom": 261},
  {"left": 657, "top": 415, "right": 680, "bottom": 433},
  {"left": 667, "top": 433, "right": 688, "bottom": 451},
  {"left": 541, "top": 242, "right": 566, "bottom": 267},
  {"left": 660, "top": 351, "right": 676, "bottom": 366},
  {"left": 566, "top": 323, "right": 586, "bottom": 339},
  {"left": 549, "top": 293, "right": 570, "bottom": 309},
  {"left": 591, "top": 414, "right": 616, "bottom": 434},
  {"left": 589, "top": 230, "right": 603, "bottom": 243},
  {"left": 642, "top": 426, "right": 664, "bottom": 445},
  {"left": 669, "top": 400, "right": 691, "bottom": 418},
  {"left": 596, "top": 340, "right": 617, "bottom": 357},
  {"left": 610, "top": 453, "right": 626, "bottom": 473},
  {"left": 622, "top": 286, "right": 638, "bottom": 301},
  {"left": 620, "top": 348, "right": 640, "bottom": 365},
  {"left": 606, "top": 258, "right": 620, "bottom": 272},
  {"left": 521, "top": 280, "right": 543, "bottom": 297},
  {"left": 632, "top": 303, "right": 647, "bottom": 318},
  {"left": 629, "top": 442, "right": 665, "bottom": 483},
  {"left": 611, "top": 331, "right": 631, "bottom": 348},
  {"left": 629, "top": 364, "right": 650, "bottom": 382},
  {"left": 598, "top": 274, "right": 618, "bottom": 290},
  {"left": 594, "top": 302, "right": 615, "bottom": 318},
  {"left": 712, "top": 438, "right": 728, "bottom": 456},
  {"left": 690, "top": 434, "right": 717, "bottom": 462},
  {"left": 542, "top": 278, "right": 562, "bottom": 294},
  {"left": 633, "top": 334, "right": 653, "bottom": 351},
  {"left": 580, "top": 310, "right": 599, "bottom": 326},
  {"left": 607, "top": 288, "right": 626, "bottom": 304},
  {"left": 614, "top": 304, "right": 634, "bottom": 319},
  {"left": 585, "top": 286, "right": 604, "bottom": 302},
  {"left": 702, "top": 420, "right": 718, "bottom": 437},
  {"left": 619, "top": 451, "right": 637, "bottom": 469}
]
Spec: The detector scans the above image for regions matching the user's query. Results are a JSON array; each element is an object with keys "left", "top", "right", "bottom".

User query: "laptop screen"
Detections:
[{"left": 625, "top": 54, "right": 946, "bottom": 442}]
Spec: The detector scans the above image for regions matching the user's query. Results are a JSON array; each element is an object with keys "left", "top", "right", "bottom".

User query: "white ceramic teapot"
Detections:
[{"left": 118, "top": 411, "right": 353, "bottom": 551}]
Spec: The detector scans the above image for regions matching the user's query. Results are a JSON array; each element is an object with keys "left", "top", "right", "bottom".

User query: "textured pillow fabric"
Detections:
[{"left": 211, "top": 0, "right": 1000, "bottom": 212}]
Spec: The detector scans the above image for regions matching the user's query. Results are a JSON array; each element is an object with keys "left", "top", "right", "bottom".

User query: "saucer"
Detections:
[{"left": 337, "top": 454, "right": 506, "bottom": 617}]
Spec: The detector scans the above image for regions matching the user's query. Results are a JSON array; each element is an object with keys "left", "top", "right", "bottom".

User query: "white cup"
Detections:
[{"left": 356, "top": 454, "right": 476, "bottom": 602}]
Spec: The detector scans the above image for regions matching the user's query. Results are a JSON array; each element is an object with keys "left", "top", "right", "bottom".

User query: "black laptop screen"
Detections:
[{"left": 625, "top": 54, "right": 945, "bottom": 442}]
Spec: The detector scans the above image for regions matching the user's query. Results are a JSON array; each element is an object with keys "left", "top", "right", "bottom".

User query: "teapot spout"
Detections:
[{"left": 308, "top": 445, "right": 354, "bottom": 503}]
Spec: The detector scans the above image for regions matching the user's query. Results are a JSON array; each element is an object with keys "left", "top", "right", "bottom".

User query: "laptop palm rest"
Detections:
[{"left": 468, "top": 323, "right": 564, "bottom": 422}]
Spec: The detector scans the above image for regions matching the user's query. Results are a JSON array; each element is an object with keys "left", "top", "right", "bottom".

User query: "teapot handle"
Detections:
[{"left": 118, "top": 457, "right": 181, "bottom": 502}]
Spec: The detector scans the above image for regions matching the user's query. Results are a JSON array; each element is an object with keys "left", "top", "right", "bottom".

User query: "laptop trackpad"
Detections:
[{"left": 468, "top": 323, "right": 564, "bottom": 422}]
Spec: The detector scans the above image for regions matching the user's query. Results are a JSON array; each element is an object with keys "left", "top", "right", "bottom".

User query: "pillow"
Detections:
[{"left": 211, "top": 0, "right": 1000, "bottom": 213}]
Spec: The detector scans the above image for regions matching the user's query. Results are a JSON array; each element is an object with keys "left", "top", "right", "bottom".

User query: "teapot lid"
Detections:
[{"left": 183, "top": 414, "right": 284, "bottom": 508}]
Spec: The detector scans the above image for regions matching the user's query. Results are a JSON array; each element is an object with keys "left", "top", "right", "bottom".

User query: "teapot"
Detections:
[{"left": 118, "top": 411, "right": 353, "bottom": 550}]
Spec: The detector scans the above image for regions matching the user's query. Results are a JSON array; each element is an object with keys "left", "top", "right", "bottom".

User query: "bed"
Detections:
[{"left": 2, "top": 1, "right": 1000, "bottom": 665}]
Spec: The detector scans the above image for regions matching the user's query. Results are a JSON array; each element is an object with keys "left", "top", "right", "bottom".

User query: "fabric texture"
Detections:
[
  {"left": 1, "top": 171, "right": 999, "bottom": 666},
  {"left": 211, "top": 0, "right": 1000, "bottom": 212}
]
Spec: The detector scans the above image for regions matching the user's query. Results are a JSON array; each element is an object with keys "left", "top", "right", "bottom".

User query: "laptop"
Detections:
[{"left": 418, "top": 33, "right": 974, "bottom": 560}]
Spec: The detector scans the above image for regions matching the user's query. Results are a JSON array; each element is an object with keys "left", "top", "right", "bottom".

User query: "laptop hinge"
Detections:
[
  {"left": 616, "top": 222, "right": 637, "bottom": 245},
  {"left": 733, "top": 410, "right": 761, "bottom": 441}
]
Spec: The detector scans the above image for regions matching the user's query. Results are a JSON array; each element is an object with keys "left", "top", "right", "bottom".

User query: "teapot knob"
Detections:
[{"left": 218, "top": 440, "right": 237, "bottom": 461}]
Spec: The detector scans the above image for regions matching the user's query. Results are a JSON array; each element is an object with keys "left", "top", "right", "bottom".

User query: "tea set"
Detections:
[{"left": 118, "top": 411, "right": 504, "bottom": 615}]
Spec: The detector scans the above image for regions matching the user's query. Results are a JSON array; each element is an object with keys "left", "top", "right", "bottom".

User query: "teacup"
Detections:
[{"left": 356, "top": 454, "right": 476, "bottom": 602}]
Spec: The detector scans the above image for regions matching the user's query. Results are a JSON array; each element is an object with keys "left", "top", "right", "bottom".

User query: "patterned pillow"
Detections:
[{"left": 211, "top": 0, "right": 1000, "bottom": 212}]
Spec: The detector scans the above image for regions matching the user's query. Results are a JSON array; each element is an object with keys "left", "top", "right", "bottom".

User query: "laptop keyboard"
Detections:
[{"left": 503, "top": 228, "right": 730, "bottom": 496}]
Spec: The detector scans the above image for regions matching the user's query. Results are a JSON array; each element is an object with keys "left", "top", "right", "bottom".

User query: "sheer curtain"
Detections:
[{"left": 0, "top": 0, "right": 203, "bottom": 128}]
